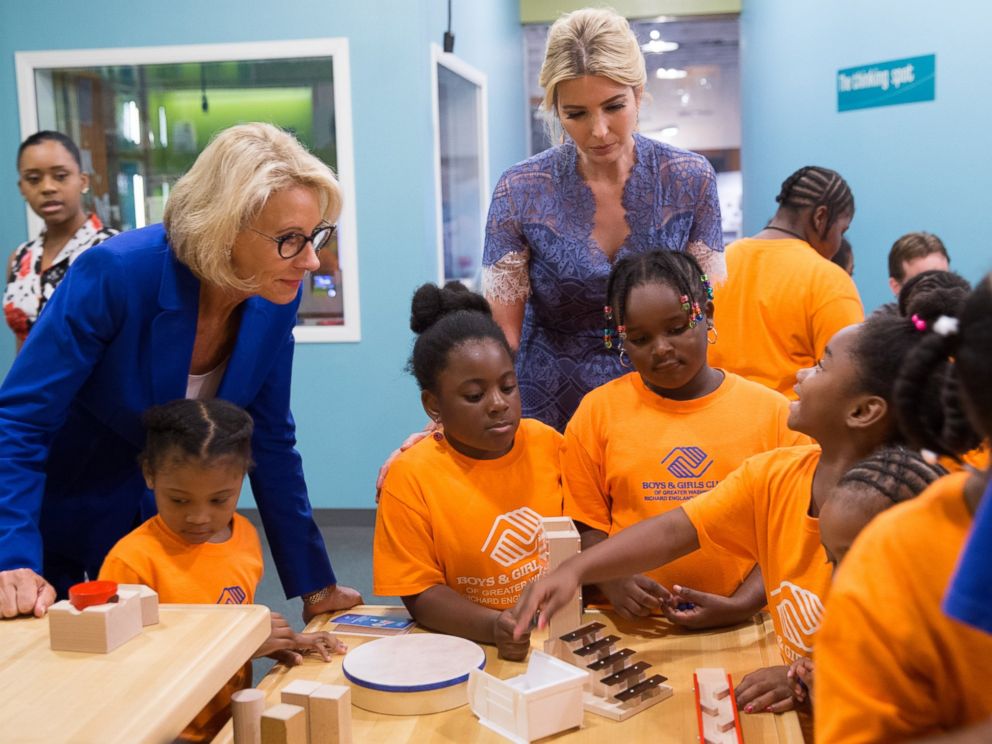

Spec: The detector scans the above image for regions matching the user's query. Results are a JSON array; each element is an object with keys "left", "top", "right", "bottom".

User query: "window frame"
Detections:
[
  {"left": 429, "top": 44, "right": 490, "bottom": 287},
  {"left": 15, "top": 37, "right": 361, "bottom": 343}
]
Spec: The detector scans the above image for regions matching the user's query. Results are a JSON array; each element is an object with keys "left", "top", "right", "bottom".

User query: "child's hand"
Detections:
[
  {"left": 659, "top": 584, "right": 740, "bottom": 629},
  {"left": 255, "top": 612, "right": 346, "bottom": 666},
  {"left": 735, "top": 665, "right": 800, "bottom": 714},
  {"left": 598, "top": 574, "right": 671, "bottom": 619},
  {"left": 787, "top": 657, "right": 814, "bottom": 704},
  {"left": 294, "top": 630, "right": 347, "bottom": 662},
  {"left": 494, "top": 609, "right": 530, "bottom": 661},
  {"left": 512, "top": 565, "right": 581, "bottom": 638}
]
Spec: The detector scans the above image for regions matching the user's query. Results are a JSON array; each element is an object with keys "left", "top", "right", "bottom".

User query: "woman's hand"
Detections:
[
  {"left": 302, "top": 584, "right": 363, "bottom": 623},
  {"left": 512, "top": 565, "right": 581, "bottom": 638},
  {"left": 735, "top": 665, "right": 801, "bottom": 714},
  {"left": 256, "top": 611, "right": 348, "bottom": 666},
  {"left": 493, "top": 609, "right": 530, "bottom": 661},
  {"left": 0, "top": 568, "right": 56, "bottom": 618},
  {"left": 375, "top": 422, "right": 439, "bottom": 503},
  {"left": 787, "top": 657, "right": 814, "bottom": 704},
  {"left": 598, "top": 575, "right": 670, "bottom": 619}
]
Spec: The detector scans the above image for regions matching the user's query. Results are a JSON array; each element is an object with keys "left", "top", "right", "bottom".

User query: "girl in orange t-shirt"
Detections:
[
  {"left": 374, "top": 282, "right": 563, "bottom": 661},
  {"left": 564, "top": 250, "right": 807, "bottom": 627},
  {"left": 99, "top": 399, "right": 343, "bottom": 742},
  {"left": 815, "top": 278, "right": 992, "bottom": 743},
  {"left": 515, "top": 311, "right": 933, "bottom": 715},
  {"left": 785, "top": 445, "right": 946, "bottom": 705}
]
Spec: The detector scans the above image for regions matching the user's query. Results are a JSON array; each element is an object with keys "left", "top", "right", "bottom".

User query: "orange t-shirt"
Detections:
[
  {"left": 99, "top": 513, "right": 264, "bottom": 743},
  {"left": 563, "top": 371, "right": 809, "bottom": 596},
  {"left": 709, "top": 238, "right": 864, "bottom": 398},
  {"left": 815, "top": 473, "right": 992, "bottom": 743},
  {"left": 374, "top": 418, "right": 563, "bottom": 610},
  {"left": 681, "top": 445, "right": 833, "bottom": 663}
]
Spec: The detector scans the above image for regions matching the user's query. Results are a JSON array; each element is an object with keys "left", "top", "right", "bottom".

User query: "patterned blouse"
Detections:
[
  {"left": 483, "top": 133, "right": 724, "bottom": 431},
  {"left": 4, "top": 214, "right": 117, "bottom": 343}
]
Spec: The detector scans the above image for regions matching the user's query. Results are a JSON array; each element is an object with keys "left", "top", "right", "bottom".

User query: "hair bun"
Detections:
[{"left": 410, "top": 281, "right": 492, "bottom": 334}]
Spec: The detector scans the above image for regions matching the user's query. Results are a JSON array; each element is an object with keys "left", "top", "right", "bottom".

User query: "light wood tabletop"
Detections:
[
  {"left": 214, "top": 606, "right": 804, "bottom": 743},
  {"left": 0, "top": 603, "right": 270, "bottom": 744}
]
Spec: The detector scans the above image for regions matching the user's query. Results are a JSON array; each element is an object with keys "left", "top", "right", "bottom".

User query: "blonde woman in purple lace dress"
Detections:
[{"left": 483, "top": 8, "right": 724, "bottom": 431}]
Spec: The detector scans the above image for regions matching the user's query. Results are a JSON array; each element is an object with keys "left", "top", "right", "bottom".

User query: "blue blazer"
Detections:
[{"left": 0, "top": 224, "right": 335, "bottom": 597}]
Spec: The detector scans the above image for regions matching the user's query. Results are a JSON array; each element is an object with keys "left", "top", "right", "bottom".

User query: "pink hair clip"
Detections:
[{"left": 911, "top": 314, "right": 927, "bottom": 332}]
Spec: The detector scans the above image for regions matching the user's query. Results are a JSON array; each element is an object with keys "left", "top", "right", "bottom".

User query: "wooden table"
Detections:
[
  {"left": 0, "top": 603, "right": 270, "bottom": 744},
  {"left": 214, "top": 606, "right": 804, "bottom": 743}
]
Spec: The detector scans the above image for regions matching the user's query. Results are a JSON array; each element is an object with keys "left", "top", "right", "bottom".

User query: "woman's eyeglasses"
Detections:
[{"left": 249, "top": 223, "right": 336, "bottom": 259}]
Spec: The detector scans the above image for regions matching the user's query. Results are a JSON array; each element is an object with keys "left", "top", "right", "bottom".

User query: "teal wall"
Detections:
[
  {"left": 0, "top": 0, "right": 526, "bottom": 507},
  {"left": 740, "top": 0, "right": 992, "bottom": 312}
]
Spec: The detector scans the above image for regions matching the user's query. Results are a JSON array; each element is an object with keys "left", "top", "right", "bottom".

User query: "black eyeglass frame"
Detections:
[{"left": 248, "top": 223, "right": 337, "bottom": 259}]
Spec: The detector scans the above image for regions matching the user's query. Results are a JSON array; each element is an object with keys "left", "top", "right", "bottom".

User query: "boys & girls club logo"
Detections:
[{"left": 662, "top": 446, "right": 713, "bottom": 478}]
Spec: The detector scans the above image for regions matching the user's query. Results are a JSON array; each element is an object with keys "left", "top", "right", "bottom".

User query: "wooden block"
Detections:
[
  {"left": 118, "top": 584, "right": 159, "bottom": 625},
  {"left": 49, "top": 587, "right": 143, "bottom": 653},
  {"left": 231, "top": 688, "right": 266, "bottom": 744},
  {"left": 582, "top": 678, "right": 673, "bottom": 721},
  {"left": 260, "top": 703, "right": 306, "bottom": 744},
  {"left": 310, "top": 685, "right": 352, "bottom": 744},
  {"left": 586, "top": 647, "right": 635, "bottom": 676},
  {"left": 540, "top": 517, "right": 582, "bottom": 640}
]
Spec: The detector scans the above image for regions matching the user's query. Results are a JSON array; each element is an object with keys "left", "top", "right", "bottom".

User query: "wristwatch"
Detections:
[{"left": 302, "top": 586, "right": 334, "bottom": 606}]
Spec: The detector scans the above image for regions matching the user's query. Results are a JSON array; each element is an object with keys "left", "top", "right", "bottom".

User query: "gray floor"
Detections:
[{"left": 242, "top": 509, "right": 401, "bottom": 680}]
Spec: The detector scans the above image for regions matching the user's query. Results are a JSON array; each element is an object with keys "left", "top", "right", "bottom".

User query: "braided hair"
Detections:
[
  {"left": 775, "top": 166, "right": 854, "bottom": 231},
  {"left": 140, "top": 399, "right": 255, "bottom": 474},
  {"left": 836, "top": 446, "right": 946, "bottom": 518},
  {"left": 897, "top": 269, "right": 970, "bottom": 320},
  {"left": 606, "top": 250, "right": 712, "bottom": 336},
  {"left": 408, "top": 281, "right": 513, "bottom": 392},
  {"left": 895, "top": 275, "right": 992, "bottom": 457}
]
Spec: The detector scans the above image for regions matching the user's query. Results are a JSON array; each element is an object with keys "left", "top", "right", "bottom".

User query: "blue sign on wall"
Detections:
[{"left": 837, "top": 54, "right": 935, "bottom": 112}]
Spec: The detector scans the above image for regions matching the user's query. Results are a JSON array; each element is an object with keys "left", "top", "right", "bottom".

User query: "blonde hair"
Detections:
[
  {"left": 539, "top": 8, "right": 646, "bottom": 117},
  {"left": 163, "top": 122, "right": 342, "bottom": 292}
]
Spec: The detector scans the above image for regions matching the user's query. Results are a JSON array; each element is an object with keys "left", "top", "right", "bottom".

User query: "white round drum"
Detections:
[{"left": 342, "top": 634, "right": 487, "bottom": 716}]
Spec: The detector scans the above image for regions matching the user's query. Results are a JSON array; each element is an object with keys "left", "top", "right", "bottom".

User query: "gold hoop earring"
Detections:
[{"left": 707, "top": 326, "right": 718, "bottom": 345}]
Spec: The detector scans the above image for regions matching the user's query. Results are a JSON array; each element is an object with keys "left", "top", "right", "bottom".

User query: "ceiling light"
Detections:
[
  {"left": 641, "top": 39, "right": 679, "bottom": 54},
  {"left": 656, "top": 67, "right": 688, "bottom": 80}
]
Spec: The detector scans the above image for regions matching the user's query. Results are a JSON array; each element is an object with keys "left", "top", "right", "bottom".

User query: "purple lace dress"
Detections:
[{"left": 483, "top": 133, "right": 724, "bottom": 431}]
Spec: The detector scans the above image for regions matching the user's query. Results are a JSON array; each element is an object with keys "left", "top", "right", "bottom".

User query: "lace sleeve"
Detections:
[
  {"left": 482, "top": 248, "right": 531, "bottom": 304},
  {"left": 687, "top": 240, "right": 727, "bottom": 284}
]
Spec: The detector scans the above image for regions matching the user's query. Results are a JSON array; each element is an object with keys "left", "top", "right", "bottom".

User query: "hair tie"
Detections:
[
  {"left": 932, "top": 315, "right": 959, "bottom": 337},
  {"left": 920, "top": 448, "right": 939, "bottom": 466},
  {"left": 910, "top": 314, "right": 927, "bottom": 332}
]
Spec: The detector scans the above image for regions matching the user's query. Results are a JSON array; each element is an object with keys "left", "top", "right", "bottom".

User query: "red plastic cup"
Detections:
[{"left": 68, "top": 580, "right": 118, "bottom": 610}]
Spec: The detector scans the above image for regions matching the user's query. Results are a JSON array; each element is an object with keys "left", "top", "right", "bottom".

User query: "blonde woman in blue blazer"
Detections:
[{"left": 0, "top": 123, "right": 361, "bottom": 620}]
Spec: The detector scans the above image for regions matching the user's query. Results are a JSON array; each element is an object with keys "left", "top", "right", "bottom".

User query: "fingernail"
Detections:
[
  {"left": 745, "top": 705, "right": 753, "bottom": 713},
  {"left": 764, "top": 707, "right": 772, "bottom": 712}
]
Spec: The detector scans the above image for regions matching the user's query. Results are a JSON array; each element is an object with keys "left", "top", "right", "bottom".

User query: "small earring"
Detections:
[
  {"left": 82, "top": 187, "right": 90, "bottom": 194},
  {"left": 618, "top": 346, "right": 631, "bottom": 369},
  {"left": 432, "top": 418, "right": 444, "bottom": 441},
  {"left": 707, "top": 325, "right": 719, "bottom": 345}
]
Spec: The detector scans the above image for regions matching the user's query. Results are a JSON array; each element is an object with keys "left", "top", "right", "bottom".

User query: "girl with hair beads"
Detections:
[
  {"left": 815, "top": 278, "right": 992, "bottom": 743},
  {"left": 787, "top": 446, "right": 946, "bottom": 706},
  {"left": 99, "top": 399, "right": 344, "bottom": 743},
  {"left": 564, "top": 250, "right": 807, "bottom": 626},
  {"left": 709, "top": 166, "right": 863, "bottom": 398},
  {"left": 516, "top": 312, "right": 924, "bottom": 714},
  {"left": 374, "top": 282, "right": 563, "bottom": 661}
]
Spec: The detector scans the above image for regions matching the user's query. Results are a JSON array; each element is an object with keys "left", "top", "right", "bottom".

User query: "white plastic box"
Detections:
[{"left": 468, "top": 651, "right": 588, "bottom": 744}]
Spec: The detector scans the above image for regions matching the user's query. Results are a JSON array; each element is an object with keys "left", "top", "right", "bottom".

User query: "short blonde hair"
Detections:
[
  {"left": 539, "top": 8, "right": 646, "bottom": 116},
  {"left": 163, "top": 122, "right": 342, "bottom": 292}
]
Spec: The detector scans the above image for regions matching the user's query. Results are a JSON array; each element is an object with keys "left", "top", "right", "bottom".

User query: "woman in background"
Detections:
[{"left": 5, "top": 131, "right": 117, "bottom": 350}]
